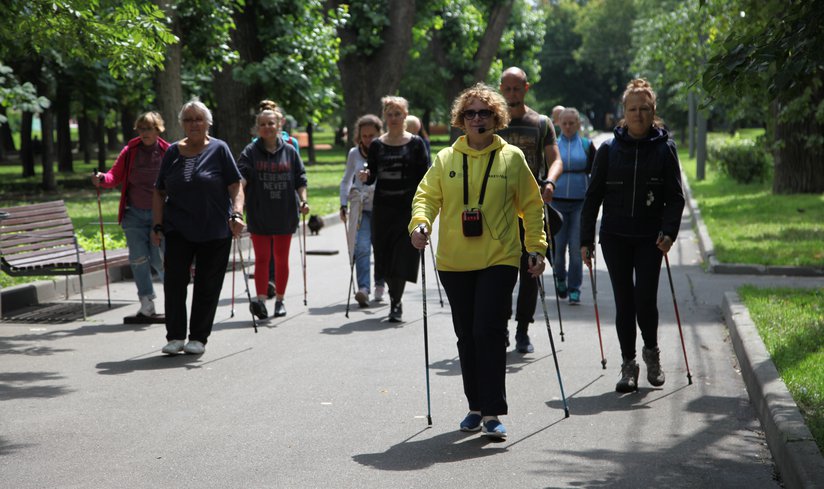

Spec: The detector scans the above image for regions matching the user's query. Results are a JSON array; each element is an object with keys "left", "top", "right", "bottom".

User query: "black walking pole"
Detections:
[
  {"left": 586, "top": 248, "right": 607, "bottom": 369},
  {"left": 235, "top": 237, "right": 258, "bottom": 333},
  {"left": 230, "top": 237, "right": 236, "bottom": 318},
  {"left": 93, "top": 171, "right": 112, "bottom": 308},
  {"left": 536, "top": 271, "right": 570, "bottom": 418},
  {"left": 428, "top": 240, "right": 444, "bottom": 307},
  {"left": 418, "top": 224, "right": 433, "bottom": 426},
  {"left": 301, "top": 211, "right": 308, "bottom": 306},
  {"left": 664, "top": 253, "right": 693, "bottom": 385},
  {"left": 543, "top": 205, "right": 565, "bottom": 341},
  {"left": 344, "top": 197, "right": 364, "bottom": 318}
]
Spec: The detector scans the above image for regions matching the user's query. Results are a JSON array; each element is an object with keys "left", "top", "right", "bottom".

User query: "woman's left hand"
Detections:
[
  {"left": 527, "top": 252, "right": 545, "bottom": 278},
  {"left": 656, "top": 233, "right": 673, "bottom": 253},
  {"left": 229, "top": 217, "right": 245, "bottom": 237},
  {"left": 300, "top": 201, "right": 310, "bottom": 215}
]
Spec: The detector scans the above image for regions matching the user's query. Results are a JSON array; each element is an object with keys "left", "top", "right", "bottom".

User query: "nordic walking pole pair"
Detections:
[
  {"left": 535, "top": 257, "right": 570, "bottom": 418},
  {"left": 235, "top": 235, "right": 258, "bottom": 333},
  {"left": 585, "top": 247, "right": 607, "bottom": 369},
  {"left": 92, "top": 170, "right": 112, "bottom": 308},
  {"left": 418, "top": 224, "right": 433, "bottom": 426},
  {"left": 659, "top": 232, "right": 693, "bottom": 385}
]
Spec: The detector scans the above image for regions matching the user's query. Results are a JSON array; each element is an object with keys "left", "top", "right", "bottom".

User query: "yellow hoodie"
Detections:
[{"left": 409, "top": 134, "right": 548, "bottom": 272}]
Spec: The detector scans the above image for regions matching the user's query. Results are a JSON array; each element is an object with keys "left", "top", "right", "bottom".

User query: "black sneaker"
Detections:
[
  {"left": 274, "top": 301, "right": 286, "bottom": 317},
  {"left": 250, "top": 300, "right": 268, "bottom": 319},
  {"left": 642, "top": 346, "right": 666, "bottom": 387},
  {"left": 515, "top": 331, "right": 534, "bottom": 354},
  {"left": 388, "top": 300, "right": 403, "bottom": 322},
  {"left": 615, "top": 359, "right": 640, "bottom": 393}
]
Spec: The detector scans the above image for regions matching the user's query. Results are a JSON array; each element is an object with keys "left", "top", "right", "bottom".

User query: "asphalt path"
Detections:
[{"left": 3, "top": 209, "right": 813, "bottom": 488}]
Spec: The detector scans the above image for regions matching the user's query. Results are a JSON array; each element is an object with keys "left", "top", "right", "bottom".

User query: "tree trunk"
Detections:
[
  {"left": 97, "top": 113, "right": 107, "bottom": 171},
  {"left": 0, "top": 107, "right": 15, "bottom": 153},
  {"left": 78, "top": 111, "right": 91, "bottom": 165},
  {"left": 688, "top": 91, "right": 696, "bottom": 158},
  {"left": 306, "top": 122, "right": 316, "bottom": 165},
  {"left": 772, "top": 97, "right": 824, "bottom": 194},
  {"left": 153, "top": 0, "right": 184, "bottom": 143},
  {"left": 696, "top": 109, "right": 707, "bottom": 181},
  {"left": 121, "top": 106, "right": 137, "bottom": 147},
  {"left": 331, "top": 0, "right": 417, "bottom": 146},
  {"left": 20, "top": 112, "right": 35, "bottom": 177},
  {"left": 212, "top": 2, "right": 263, "bottom": 156},
  {"left": 107, "top": 124, "right": 120, "bottom": 151},
  {"left": 40, "top": 108, "right": 56, "bottom": 191},
  {"left": 56, "top": 79, "right": 73, "bottom": 173}
]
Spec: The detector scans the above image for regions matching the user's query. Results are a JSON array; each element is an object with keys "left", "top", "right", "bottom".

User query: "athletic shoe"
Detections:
[
  {"left": 161, "top": 340, "right": 185, "bottom": 355},
  {"left": 515, "top": 331, "right": 534, "bottom": 354},
  {"left": 615, "top": 359, "right": 640, "bottom": 393},
  {"left": 459, "top": 413, "right": 482, "bottom": 432},
  {"left": 137, "top": 296, "right": 155, "bottom": 317},
  {"left": 183, "top": 340, "right": 205, "bottom": 355},
  {"left": 373, "top": 285, "right": 385, "bottom": 302},
  {"left": 355, "top": 288, "right": 369, "bottom": 307},
  {"left": 274, "top": 301, "right": 287, "bottom": 317},
  {"left": 482, "top": 419, "right": 507, "bottom": 439},
  {"left": 388, "top": 300, "right": 403, "bottom": 322},
  {"left": 555, "top": 278, "right": 568, "bottom": 299},
  {"left": 568, "top": 290, "right": 581, "bottom": 305},
  {"left": 267, "top": 282, "right": 276, "bottom": 299},
  {"left": 250, "top": 300, "right": 268, "bottom": 319},
  {"left": 642, "top": 346, "right": 666, "bottom": 387}
]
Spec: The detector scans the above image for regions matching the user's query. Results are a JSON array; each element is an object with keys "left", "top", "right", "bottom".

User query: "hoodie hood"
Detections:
[
  {"left": 453, "top": 134, "right": 505, "bottom": 157},
  {"left": 614, "top": 125, "right": 669, "bottom": 145}
]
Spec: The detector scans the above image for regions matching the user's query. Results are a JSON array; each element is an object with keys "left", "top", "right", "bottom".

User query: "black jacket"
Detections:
[{"left": 581, "top": 126, "right": 685, "bottom": 246}]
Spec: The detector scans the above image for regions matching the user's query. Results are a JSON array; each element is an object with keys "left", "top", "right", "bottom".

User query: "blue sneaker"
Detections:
[
  {"left": 569, "top": 289, "right": 581, "bottom": 305},
  {"left": 482, "top": 419, "right": 507, "bottom": 439},
  {"left": 459, "top": 413, "right": 482, "bottom": 432},
  {"left": 555, "top": 278, "right": 568, "bottom": 299}
]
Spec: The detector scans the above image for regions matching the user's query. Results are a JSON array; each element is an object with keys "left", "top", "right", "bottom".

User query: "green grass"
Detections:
[
  {"left": 680, "top": 131, "right": 824, "bottom": 267},
  {"left": 739, "top": 286, "right": 824, "bottom": 453}
]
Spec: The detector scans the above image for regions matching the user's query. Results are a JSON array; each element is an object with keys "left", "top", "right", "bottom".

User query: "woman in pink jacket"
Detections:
[{"left": 92, "top": 111, "right": 170, "bottom": 317}]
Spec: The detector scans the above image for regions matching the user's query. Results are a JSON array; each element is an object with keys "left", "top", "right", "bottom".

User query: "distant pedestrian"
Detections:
[
  {"left": 339, "top": 114, "right": 385, "bottom": 305},
  {"left": 237, "top": 100, "right": 309, "bottom": 319},
  {"left": 581, "top": 78, "right": 685, "bottom": 392},
  {"left": 153, "top": 99, "right": 245, "bottom": 356},
  {"left": 551, "top": 107, "right": 595, "bottom": 305},
  {"left": 359, "top": 96, "right": 429, "bottom": 322},
  {"left": 405, "top": 114, "right": 431, "bottom": 158},
  {"left": 93, "top": 111, "right": 169, "bottom": 318},
  {"left": 410, "top": 83, "right": 547, "bottom": 439},
  {"left": 497, "top": 66, "right": 563, "bottom": 354}
]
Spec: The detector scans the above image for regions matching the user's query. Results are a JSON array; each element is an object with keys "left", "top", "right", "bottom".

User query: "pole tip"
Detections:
[
  {"left": 564, "top": 409, "right": 570, "bottom": 418},
  {"left": 427, "top": 416, "right": 432, "bottom": 426},
  {"left": 601, "top": 359, "right": 607, "bottom": 369}
]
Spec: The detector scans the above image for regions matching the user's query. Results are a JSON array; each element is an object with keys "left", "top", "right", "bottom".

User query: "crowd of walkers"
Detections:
[{"left": 93, "top": 72, "right": 684, "bottom": 439}]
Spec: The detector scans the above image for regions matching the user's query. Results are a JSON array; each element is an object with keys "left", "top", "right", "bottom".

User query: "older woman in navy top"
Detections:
[{"left": 152, "top": 99, "right": 245, "bottom": 356}]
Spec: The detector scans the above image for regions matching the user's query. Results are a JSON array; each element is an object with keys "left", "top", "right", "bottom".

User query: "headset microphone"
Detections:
[{"left": 478, "top": 127, "right": 486, "bottom": 134}]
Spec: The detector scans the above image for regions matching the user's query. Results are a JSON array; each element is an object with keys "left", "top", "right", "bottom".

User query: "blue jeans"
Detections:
[
  {"left": 353, "top": 210, "right": 384, "bottom": 291},
  {"left": 121, "top": 207, "right": 163, "bottom": 299},
  {"left": 551, "top": 199, "right": 584, "bottom": 291}
]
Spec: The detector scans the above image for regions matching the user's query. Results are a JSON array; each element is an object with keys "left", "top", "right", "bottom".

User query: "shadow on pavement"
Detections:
[{"left": 95, "top": 347, "right": 253, "bottom": 375}]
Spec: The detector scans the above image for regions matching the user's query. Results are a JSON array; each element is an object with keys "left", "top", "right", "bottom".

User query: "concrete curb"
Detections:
[
  {"left": 723, "top": 291, "right": 824, "bottom": 489},
  {"left": 682, "top": 171, "right": 824, "bottom": 277}
]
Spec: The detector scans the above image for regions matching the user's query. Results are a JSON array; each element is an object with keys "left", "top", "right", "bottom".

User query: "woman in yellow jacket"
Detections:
[{"left": 410, "top": 84, "right": 547, "bottom": 439}]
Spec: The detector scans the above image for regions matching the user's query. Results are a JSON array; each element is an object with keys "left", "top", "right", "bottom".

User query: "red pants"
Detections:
[{"left": 250, "top": 233, "right": 292, "bottom": 298}]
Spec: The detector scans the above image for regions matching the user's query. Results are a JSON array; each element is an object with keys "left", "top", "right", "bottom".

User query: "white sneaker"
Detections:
[
  {"left": 138, "top": 296, "right": 155, "bottom": 317},
  {"left": 374, "top": 285, "right": 385, "bottom": 302},
  {"left": 183, "top": 340, "right": 205, "bottom": 355},
  {"left": 162, "top": 340, "right": 185, "bottom": 355}
]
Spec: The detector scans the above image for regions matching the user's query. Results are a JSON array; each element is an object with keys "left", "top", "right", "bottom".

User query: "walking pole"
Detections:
[
  {"left": 230, "top": 237, "right": 236, "bottom": 318},
  {"left": 418, "top": 224, "right": 433, "bottom": 426},
  {"left": 543, "top": 206, "right": 565, "bottom": 341},
  {"left": 664, "top": 252, "right": 693, "bottom": 385},
  {"left": 93, "top": 171, "right": 111, "bottom": 308},
  {"left": 235, "top": 236, "right": 258, "bottom": 333},
  {"left": 343, "top": 197, "right": 364, "bottom": 318},
  {"left": 586, "top": 248, "right": 607, "bottom": 369},
  {"left": 427, "top": 240, "right": 444, "bottom": 307},
  {"left": 536, "top": 272, "right": 570, "bottom": 418},
  {"left": 301, "top": 210, "right": 308, "bottom": 306}
]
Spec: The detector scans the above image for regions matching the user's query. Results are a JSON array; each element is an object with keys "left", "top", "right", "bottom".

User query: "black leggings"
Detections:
[
  {"left": 439, "top": 265, "right": 518, "bottom": 416},
  {"left": 599, "top": 233, "right": 663, "bottom": 362}
]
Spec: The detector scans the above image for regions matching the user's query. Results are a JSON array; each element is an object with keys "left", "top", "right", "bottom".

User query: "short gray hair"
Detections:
[{"left": 178, "top": 98, "right": 213, "bottom": 126}]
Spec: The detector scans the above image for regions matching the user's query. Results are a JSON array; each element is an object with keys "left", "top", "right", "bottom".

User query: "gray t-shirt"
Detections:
[{"left": 497, "top": 108, "right": 556, "bottom": 181}]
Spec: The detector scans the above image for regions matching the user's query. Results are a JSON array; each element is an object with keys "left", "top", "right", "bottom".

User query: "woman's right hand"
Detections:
[
  {"left": 411, "top": 224, "right": 429, "bottom": 250},
  {"left": 339, "top": 206, "right": 347, "bottom": 223},
  {"left": 91, "top": 172, "right": 103, "bottom": 188},
  {"left": 357, "top": 169, "right": 370, "bottom": 182},
  {"left": 581, "top": 245, "right": 594, "bottom": 269}
]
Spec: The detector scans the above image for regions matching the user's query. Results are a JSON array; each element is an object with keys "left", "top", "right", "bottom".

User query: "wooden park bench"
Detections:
[{"left": 0, "top": 200, "right": 129, "bottom": 319}]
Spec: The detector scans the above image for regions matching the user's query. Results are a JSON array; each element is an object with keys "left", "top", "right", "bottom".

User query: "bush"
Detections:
[{"left": 707, "top": 136, "right": 770, "bottom": 183}]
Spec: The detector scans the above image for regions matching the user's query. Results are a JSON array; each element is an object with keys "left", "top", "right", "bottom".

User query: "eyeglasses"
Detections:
[{"left": 462, "top": 109, "right": 493, "bottom": 120}]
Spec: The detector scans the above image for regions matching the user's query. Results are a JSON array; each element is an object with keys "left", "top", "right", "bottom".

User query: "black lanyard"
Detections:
[{"left": 463, "top": 150, "right": 496, "bottom": 207}]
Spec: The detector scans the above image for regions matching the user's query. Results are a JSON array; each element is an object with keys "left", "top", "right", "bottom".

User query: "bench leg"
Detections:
[{"left": 79, "top": 274, "right": 87, "bottom": 320}]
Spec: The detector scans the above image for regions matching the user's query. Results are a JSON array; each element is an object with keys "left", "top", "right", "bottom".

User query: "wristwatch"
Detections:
[
  {"left": 230, "top": 212, "right": 243, "bottom": 221},
  {"left": 152, "top": 224, "right": 163, "bottom": 234}
]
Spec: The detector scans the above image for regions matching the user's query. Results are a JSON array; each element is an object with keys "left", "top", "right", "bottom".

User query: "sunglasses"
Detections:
[{"left": 462, "top": 109, "right": 493, "bottom": 120}]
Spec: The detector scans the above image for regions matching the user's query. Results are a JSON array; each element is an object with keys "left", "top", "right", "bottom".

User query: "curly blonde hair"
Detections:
[
  {"left": 619, "top": 78, "right": 664, "bottom": 128},
  {"left": 450, "top": 83, "right": 510, "bottom": 133}
]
